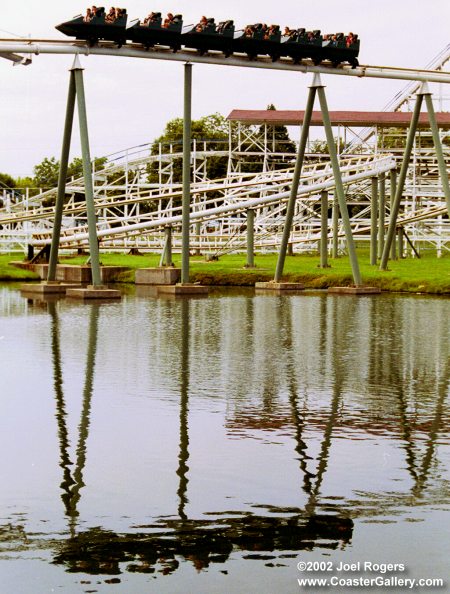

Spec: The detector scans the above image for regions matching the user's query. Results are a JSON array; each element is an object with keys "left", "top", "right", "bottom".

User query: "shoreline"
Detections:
[{"left": 2, "top": 251, "right": 449, "bottom": 295}]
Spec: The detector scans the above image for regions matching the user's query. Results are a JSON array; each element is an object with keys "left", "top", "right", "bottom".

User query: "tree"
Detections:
[
  {"left": 260, "top": 104, "right": 296, "bottom": 155},
  {"left": 147, "top": 113, "right": 230, "bottom": 186},
  {"left": 33, "top": 157, "right": 60, "bottom": 188},
  {"left": 0, "top": 172, "right": 16, "bottom": 189},
  {"left": 33, "top": 156, "right": 108, "bottom": 189}
]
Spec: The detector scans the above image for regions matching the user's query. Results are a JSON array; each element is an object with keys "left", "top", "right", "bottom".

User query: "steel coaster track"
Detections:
[{"left": 1, "top": 39, "right": 450, "bottom": 83}]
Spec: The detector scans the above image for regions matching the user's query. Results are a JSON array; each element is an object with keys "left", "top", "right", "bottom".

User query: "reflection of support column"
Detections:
[
  {"left": 51, "top": 302, "right": 99, "bottom": 523},
  {"left": 274, "top": 83, "right": 316, "bottom": 282},
  {"left": 69, "top": 304, "right": 99, "bottom": 522},
  {"left": 378, "top": 173, "right": 386, "bottom": 259},
  {"left": 320, "top": 190, "right": 329, "bottom": 268},
  {"left": 177, "top": 298, "right": 190, "bottom": 520},
  {"left": 316, "top": 77, "right": 362, "bottom": 286},
  {"left": 413, "top": 363, "right": 448, "bottom": 495},
  {"left": 380, "top": 92, "right": 423, "bottom": 270},
  {"left": 282, "top": 300, "right": 315, "bottom": 495},
  {"left": 49, "top": 302, "right": 75, "bottom": 499},
  {"left": 181, "top": 64, "right": 192, "bottom": 284},
  {"left": 246, "top": 209, "right": 255, "bottom": 268},
  {"left": 423, "top": 90, "right": 450, "bottom": 217},
  {"left": 370, "top": 177, "right": 378, "bottom": 265},
  {"left": 389, "top": 169, "right": 397, "bottom": 260},
  {"left": 73, "top": 59, "right": 102, "bottom": 286},
  {"left": 48, "top": 72, "right": 76, "bottom": 281},
  {"left": 332, "top": 197, "right": 339, "bottom": 259}
]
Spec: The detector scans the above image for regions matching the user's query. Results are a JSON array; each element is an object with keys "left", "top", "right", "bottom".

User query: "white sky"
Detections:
[{"left": 1, "top": 0, "right": 449, "bottom": 178}]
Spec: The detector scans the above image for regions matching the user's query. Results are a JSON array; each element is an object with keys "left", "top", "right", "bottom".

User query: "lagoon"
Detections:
[{"left": 0, "top": 285, "right": 449, "bottom": 593}]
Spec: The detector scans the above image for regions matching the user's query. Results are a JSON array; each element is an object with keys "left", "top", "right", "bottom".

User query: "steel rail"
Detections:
[{"left": 1, "top": 39, "right": 450, "bottom": 83}]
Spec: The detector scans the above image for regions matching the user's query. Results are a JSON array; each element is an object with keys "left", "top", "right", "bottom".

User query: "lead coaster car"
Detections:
[
  {"left": 320, "top": 34, "right": 360, "bottom": 67},
  {"left": 55, "top": 7, "right": 128, "bottom": 46}
]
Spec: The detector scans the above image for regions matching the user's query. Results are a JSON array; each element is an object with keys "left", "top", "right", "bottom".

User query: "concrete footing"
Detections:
[
  {"left": 157, "top": 283, "right": 209, "bottom": 296},
  {"left": 255, "top": 281, "right": 305, "bottom": 291},
  {"left": 66, "top": 285, "right": 121, "bottom": 299},
  {"left": 11, "top": 262, "right": 128, "bottom": 283},
  {"left": 135, "top": 267, "right": 181, "bottom": 285},
  {"left": 20, "top": 282, "right": 83, "bottom": 295},
  {"left": 328, "top": 286, "right": 381, "bottom": 295}
]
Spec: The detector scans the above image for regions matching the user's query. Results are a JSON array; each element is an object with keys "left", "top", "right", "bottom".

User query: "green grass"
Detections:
[
  {"left": 3, "top": 249, "right": 450, "bottom": 294},
  {"left": 0, "top": 254, "right": 39, "bottom": 281}
]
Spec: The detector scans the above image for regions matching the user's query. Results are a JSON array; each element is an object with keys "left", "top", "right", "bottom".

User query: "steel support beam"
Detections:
[
  {"left": 274, "top": 83, "right": 316, "bottom": 281},
  {"left": 320, "top": 190, "right": 329, "bottom": 268},
  {"left": 73, "top": 58, "right": 102, "bottom": 286},
  {"left": 332, "top": 198, "right": 339, "bottom": 259},
  {"left": 380, "top": 91, "right": 423, "bottom": 270},
  {"left": 317, "top": 77, "right": 362, "bottom": 286},
  {"left": 423, "top": 90, "right": 450, "bottom": 217},
  {"left": 181, "top": 63, "right": 192, "bottom": 284},
  {"left": 48, "top": 70, "right": 76, "bottom": 281},
  {"left": 246, "top": 209, "right": 255, "bottom": 268},
  {"left": 370, "top": 177, "right": 378, "bottom": 265},
  {"left": 389, "top": 169, "right": 397, "bottom": 260},
  {"left": 378, "top": 172, "right": 386, "bottom": 259}
]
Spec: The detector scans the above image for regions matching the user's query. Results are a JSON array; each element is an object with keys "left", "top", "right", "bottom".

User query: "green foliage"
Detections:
[
  {"left": 33, "top": 156, "right": 108, "bottom": 189},
  {"left": 378, "top": 127, "right": 449, "bottom": 151},
  {"left": 147, "top": 113, "right": 230, "bottom": 186},
  {"left": 0, "top": 172, "right": 16, "bottom": 188},
  {"left": 33, "top": 157, "right": 59, "bottom": 188},
  {"left": 260, "top": 104, "right": 296, "bottom": 156},
  {"left": 309, "top": 138, "right": 346, "bottom": 154}
]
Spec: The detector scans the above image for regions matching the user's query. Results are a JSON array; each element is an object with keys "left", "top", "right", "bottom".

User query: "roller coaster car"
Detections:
[
  {"left": 181, "top": 19, "right": 235, "bottom": 56},
  {"left": 126, "top": 14, "right": 183, "bottom": 50},
  {"left": 321, "top": 33, "right": 360, "bottom": 67},
  {"left": 234, "top": 24, "right": 282, "bottom": 60},
  {"left": 55, "top": 7, "right": 128, "bottom": 46},
  {"left": 282, "top": 29, "right": 324, "bottom": 64}
]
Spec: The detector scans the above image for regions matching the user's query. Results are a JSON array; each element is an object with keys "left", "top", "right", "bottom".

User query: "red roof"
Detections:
[{"left": 227, "top": 109, "right": 450, "bottom": 128}]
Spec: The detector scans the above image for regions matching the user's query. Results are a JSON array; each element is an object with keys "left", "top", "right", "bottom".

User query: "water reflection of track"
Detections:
[{"left": 6, "top": 292, "right": 447, "bottom": 577}]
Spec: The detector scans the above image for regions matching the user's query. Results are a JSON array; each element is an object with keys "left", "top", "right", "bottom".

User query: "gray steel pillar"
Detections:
[
  {"left": 246, "top": 209, "right": 255, "bottom": 268},
  {"left": 378, "top": 172, "right": 386, "bottom": 259},
  {"left": 48, "top": 71, "right": 76, "bottom": 281},
  {"left": 398, "top": 227, "right": 404, "bottom": 258},
  {"left": 423, "top": 89, "right": 450, "bottom": 216},
  {"left": 320, "top": 190, "right": 329, "bottom": 268},
  {"left": 181, "top": 63, "right": 192, "bottom": 284},
  {"left": 317, "top": 78, "right": 362, "bottom": 286},
  {"left": 380, "top": 92, "right": 423, "bottom": 270},
  {"left": 195, "top": 220, "right": 201, "bottom": 255},
  {"left": 389, "top": 169, "right": 397, "bottom": 260},
  {"left": 165, "top": 225, "right": 173, "bottom": 266},
  {"left": 73, "top": 58, "right": 102, "bottom": 286},
  {"left": 332, "top": 198, "right": 339, "bottom": 258},
  {"left": 274, "top": 82, "right": 317, "bottom": 282},
  {"left": 370, "top": 177, "right": 378, "bottom": 265}
]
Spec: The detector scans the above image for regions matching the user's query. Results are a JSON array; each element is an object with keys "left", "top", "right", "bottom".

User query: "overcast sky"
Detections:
[{"left": 1, "top": 0, "right": 449, "bottom": 178}]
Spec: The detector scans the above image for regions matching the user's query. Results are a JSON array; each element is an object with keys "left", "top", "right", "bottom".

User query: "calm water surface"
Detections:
[{"left": 0, "top": 285, "right": 449, "bottom": 593}]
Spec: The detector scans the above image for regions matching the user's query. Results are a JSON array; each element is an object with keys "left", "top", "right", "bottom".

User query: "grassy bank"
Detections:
[{"left": 4, "top": 249, "right": 450, "bottom": 294}]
